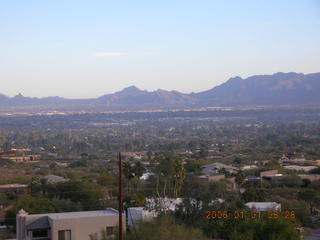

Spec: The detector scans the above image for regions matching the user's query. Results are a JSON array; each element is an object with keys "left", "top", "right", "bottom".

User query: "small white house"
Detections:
[
  {"left": 127, "top": 198, "right": 183, "bottom": 228},
  {"left": 240, "top": 165, "right": 258, "bottom": 171},
  {"left": 245, "top": 202, "right": 281, "bottom": 211},
  {"left": 139, "top": 172, "right": 154, "bottom": 181},
  {"left": 127, "top": 207, "right": 157, "bottom": 227},
  {"left": 283, "top": 165, "right": 317, "bottom": 172}
]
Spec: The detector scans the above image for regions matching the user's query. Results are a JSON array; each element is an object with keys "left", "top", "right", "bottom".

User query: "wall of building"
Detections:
[
  {"left": 49, "top": 214, "right": 125, "bottom": 240},
  {"left": 17, "top": 212, "right": 126, "bottom": 240}
]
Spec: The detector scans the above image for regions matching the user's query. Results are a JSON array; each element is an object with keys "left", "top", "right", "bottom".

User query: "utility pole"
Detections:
[{"left": 118, "top": 152, "right": 124, "bottom": 240}]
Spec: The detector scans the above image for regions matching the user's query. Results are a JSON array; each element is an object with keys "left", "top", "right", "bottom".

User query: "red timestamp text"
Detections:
[{"left": 205, "top": 210, "right": 296, "bottom": 220}]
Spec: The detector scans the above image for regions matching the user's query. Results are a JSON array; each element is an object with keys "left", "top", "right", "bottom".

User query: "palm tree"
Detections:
[
  {"left": 134, "top": 160, "right": 145, "bottom": 178},
  {"left": 235, "top": 171, "right": 245, "bottom": 193}
]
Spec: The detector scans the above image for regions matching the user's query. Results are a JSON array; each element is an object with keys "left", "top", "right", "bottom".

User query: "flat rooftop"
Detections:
[
  {"left": 245, "top": 202, "right": 281, "bottom": 208},
  {"left": 0, "top": 184, "right": 28, "bottom": 188},
  {"left": 28, "top": 208, "right": 119, "bottom": 220}
]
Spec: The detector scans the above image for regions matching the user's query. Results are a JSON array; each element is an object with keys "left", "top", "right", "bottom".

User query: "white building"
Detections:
[
  {"left": 16, "top": 208, "right": 125, "bottom": 240},
  {"left": 146, "top": 198, "right": 183, "bottom": 212},
  {"left": 283, "top": 165, "right": 317, "bottom": 172},
  {"left": 139, "top": 172, "right": 154, "bottom": 181},
  {"left": 245, "top": 202, "right": 281, "bottom": 211},
  {"left": 127, "top": 207, "right": 157, "bottom": 227},
  {"left": 240, "top": 165, "right": 258, "bottom": 171}
]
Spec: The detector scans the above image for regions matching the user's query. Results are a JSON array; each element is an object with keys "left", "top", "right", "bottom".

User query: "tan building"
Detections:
[
  {"left": 298, "top": 174, "right": 320, "bottom": 182},
  {"left": 16, "top": 208, "right": 125, "bottom": 240},
  {"left": 0, "top": 150, "right": 40, "bottom": 163},
  {"left": 0, "top": 184, "right": 28, "bottom": 193},
  {"left": 198, "top": 174, "right": 225, "bottom": 182},
  {"left": 260, "top": 170, "right": 279, "bottom": 178}
]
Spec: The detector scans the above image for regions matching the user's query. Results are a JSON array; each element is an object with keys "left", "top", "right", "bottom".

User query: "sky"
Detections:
[{"left": 1, "top": 0, "right": 320, "bottom": 98}]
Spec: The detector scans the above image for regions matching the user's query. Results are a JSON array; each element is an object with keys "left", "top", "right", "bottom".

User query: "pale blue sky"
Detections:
[{"left": 1, "top": 0, "right": 320, "bottom": 98}]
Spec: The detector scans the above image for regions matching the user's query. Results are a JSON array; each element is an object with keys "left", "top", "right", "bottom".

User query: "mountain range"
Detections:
[{"left": 1, "top": 72, "right": 320, "bottom": 111}]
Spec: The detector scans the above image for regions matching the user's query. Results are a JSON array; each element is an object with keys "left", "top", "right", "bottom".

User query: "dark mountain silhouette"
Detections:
[
  {"left": 195, "top": 72, "right": 320, "bottom": 106},
  {"left": 1, "top": 72, "right": 320, "bottom": 111},
  {"left": 98, "top": 86, "right": 196, "bottom": 107},
  {"left": 0, "top": 94, "right": 9, "bottom": 101}
]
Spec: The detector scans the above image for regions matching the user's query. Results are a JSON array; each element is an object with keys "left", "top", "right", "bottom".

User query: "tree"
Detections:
[
  {"left": 47, "top": 181, "right": 104, "bottom": 210},
  {"left": 51, "top": 197, "right": 83, "bottom": 212},
  {"left": 133, "top": 160, "right": 145, "bottom": 178},
  {"left": 127, "top": 216, "right": 210, "bottom": 240},
  {"left": 243, "top": 187, "right": 266, "bottom": 202},
  {"left": 172, "top": 157, "right": 186, "bottom": 198},
  {"left": 29, "top": 177, "right": 42, "bottom": 196},
  {"left": 298, "top": 189, "right": 320, "bottom": 214},
  {"left": 184, "top": 160, "right": 201, "bottom": 174},
  {"left": 97, "top": 173, "right": 117, "bottom": 198},
  {"left": 235, "top": 171, "right": 245, "bottom": 192},
  {"left": 40, "top": 178, "right": 48, "bottom": 196},
  {"left": 154, "top": 155, "right": 185, "bottom": 198},
  {"left": 89, "top": 229, "right": 118, "bottom": 240},
  {"left": 5, "top": 195, "right": 56, "bottom": 227},
  {"left": 123, "top": 161, "right": 135, "bottom": 193},
  {"left": 123, "top": 161, "right": 135, "bottom": 180},
  {"left": 201, "top": 215, "right": 300, "bottom": 240}
]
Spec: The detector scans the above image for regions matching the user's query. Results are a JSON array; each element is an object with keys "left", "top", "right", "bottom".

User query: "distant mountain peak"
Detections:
[
  {"left": 123, "top": 85, "right": 140, "bottom": 91},
  {"left": 195, "top": 72, "right": 320, "bottom": 106},
  {"left": 1, "top": 72, "right": 320, "bottom": 110},
  {"left": 13, "top": 93, "right": 25, "bottom": 99},
  {"left": 117, "top": 85, "right": 144, "bottom": 95},
  {"left": 274, "top": 72, "right": 299, "bottom": 76}
]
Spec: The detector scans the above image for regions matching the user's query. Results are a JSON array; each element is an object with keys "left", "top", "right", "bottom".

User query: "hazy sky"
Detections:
[{"left": 1, "top": 0, "right": 320, "bottom": 98}]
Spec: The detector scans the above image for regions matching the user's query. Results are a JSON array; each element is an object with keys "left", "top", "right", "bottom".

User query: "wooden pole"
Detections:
[{"left": 118, "top": 152, "right": 124, "bottom": 240}]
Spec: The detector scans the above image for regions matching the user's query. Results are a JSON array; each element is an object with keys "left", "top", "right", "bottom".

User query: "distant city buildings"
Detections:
[{"left": 0, "top": 148, "right": 40, "bottom": 163}]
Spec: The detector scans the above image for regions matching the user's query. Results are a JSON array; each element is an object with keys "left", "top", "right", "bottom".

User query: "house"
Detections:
[
  {"left": 40, "top": 175, "right": 69, "bottom": 184},
  {"left": 201, "top": 162, "right": 238, "bottom": 175},
  {"left": 298, "top": 174, "right": 320, "bottom": 182},
  {"left": 139, "top": 172, "right": 154, "bottom": 181},
  {"left": 245, "top": 202, "right": 281, "bottom": 211},
  {"left": 0, "top": 184, "right": 28, "bottom": 193},
  {"left": 16, "top": 208, "right": 125, "bottom": 240},
  {"left": 128, "top": 197, "right": 226, "bottom": 227},
  {"left": 127, "top": 198, "right": 183, "bottom": 228},
  {"left": 146, "top": 198, "right": 183, "bottom": 212},
  {"left": 283, "top": 165, "right": 317, "bottom": 172},
  {"left": 205, "top": 156, "right": 224, "bottom": 160},
  {"left": 122, "top": 152, "right": 144, "bottom": 160},
  {"left": 198, "top": 175, "right": 236, "bottom": 190},
  {"left": 311, "top": 160, "right": 320, "bottom": 166},
  {"left": 240, "top": 165, "right": 258, "bottom": 171},
  {"left": 54, "top": 162, "right": 69, "bottom": 168},
  {"left": 279, "top": 154, "right": 320, "bottom": 167},
  {"left": 245, "top": 176, "right": 261, "bottom": 182},
  {"left": 127, "top": 207, "right": 157, "bottom": 227},
  {"left": 198, "top": 174, "right": 225, "bottom": 182},
  {"left": 0, "top": 149, "right": 40, "bottom": 163},
  {"left": 260, "top": 170, "right": 279, "bottom": 178}
]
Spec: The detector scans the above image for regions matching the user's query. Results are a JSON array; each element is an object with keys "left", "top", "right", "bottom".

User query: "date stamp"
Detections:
[{"left": 205, "top": 210, "right": 296, "bottom": 220}]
